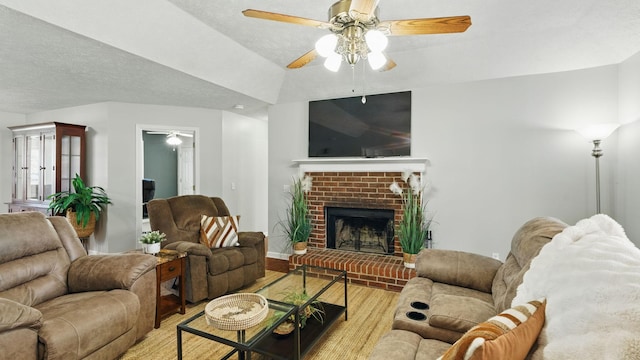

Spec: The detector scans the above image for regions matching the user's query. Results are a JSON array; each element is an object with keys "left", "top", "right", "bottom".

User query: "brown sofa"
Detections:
[
  {"left": 0, "top": 212, "right": 157, "bottom": 360},
  {"left": 370, "top": 217, "right": 567, "bottom": 359},
  {"left": 147, "top": 195, "right": 266, "bottom": 303}
]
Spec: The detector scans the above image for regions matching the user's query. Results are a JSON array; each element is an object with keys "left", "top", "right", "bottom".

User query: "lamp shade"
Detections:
[
  {"left": 315, "top": 34, "right": 338, "bottom": 57},
  {"left": 365, "top": 30, "right": 388, "bottom": 52},
  {"left": 368, "top": 51, "right": 386, "bottom": 70},
  {"left": 576, "top": 123, "right": 620, "bottom": 141},
  {"left": 166, "top": 134, "right": 182, "bottom": 145},
  {"left": 324, "top": 53, "right": 342, "bottom": 72}
]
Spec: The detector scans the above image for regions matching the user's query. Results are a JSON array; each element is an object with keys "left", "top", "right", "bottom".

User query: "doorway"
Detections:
[{"left": 136, "top": 124, "right": 198, "bottom": 240}]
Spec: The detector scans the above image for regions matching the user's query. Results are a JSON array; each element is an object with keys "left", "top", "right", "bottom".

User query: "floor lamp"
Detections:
[{"left": 576, "top": 123, "right": 620, "bottom": 214}]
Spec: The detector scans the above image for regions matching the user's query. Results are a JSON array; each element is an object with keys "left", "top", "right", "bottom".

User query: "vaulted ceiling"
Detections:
[{"left": 1, "top": 0, "right": 639, "bottom": 118}]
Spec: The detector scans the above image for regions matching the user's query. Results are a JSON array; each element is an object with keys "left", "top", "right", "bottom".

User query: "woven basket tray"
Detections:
[{"left": 205, "top": 293, "right": 269, "bottom": 331}]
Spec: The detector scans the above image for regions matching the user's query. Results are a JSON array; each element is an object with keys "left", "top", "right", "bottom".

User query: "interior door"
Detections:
[{"left": 178, "top": 144, "right": 194, "bottom": 195}]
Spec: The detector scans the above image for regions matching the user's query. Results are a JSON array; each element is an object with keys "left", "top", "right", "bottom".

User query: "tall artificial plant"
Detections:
[
  {"left": 280, "top": 175, "right": 313, "bottom": 245},
  {"left": 389, "top": 171, "right": 432, "bottom": 255}
]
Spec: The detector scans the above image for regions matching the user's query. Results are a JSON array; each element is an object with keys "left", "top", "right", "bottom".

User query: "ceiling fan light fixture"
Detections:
[
  {"left": 324, "top": 53, "right": 342, "bottom": 72},
  {"left": 315, "top": 34, "right": 338, "bottom": 57},
  {"left": 368, "top": 51, "right": 386, "bottom": 70},
  {"left": 365, "top": 29, "right": 388, "bottom": 52},
  {"left": 242, "top": 5, "right": 472, "bottom": 73},
  {"left": 166, "top": 134, "right": 182, "bottom": 146}
]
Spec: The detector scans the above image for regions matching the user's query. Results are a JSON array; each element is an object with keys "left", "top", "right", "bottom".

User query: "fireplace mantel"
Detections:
[{"left": 292, "top": 157, "right": 429, "bottom": 173}]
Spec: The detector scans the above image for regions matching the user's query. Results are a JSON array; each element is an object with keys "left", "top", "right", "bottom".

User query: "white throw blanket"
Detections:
[{"left": 513, "top": 214, "right": 640, "bottom": 360}]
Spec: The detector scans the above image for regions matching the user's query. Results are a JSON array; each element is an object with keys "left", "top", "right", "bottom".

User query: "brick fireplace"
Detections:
[
  {"left": 306, "top": 171, "right": 405, "bottom": 255},
  {"left": 288, "top": 158, "right": 428, "bottom": 291}
]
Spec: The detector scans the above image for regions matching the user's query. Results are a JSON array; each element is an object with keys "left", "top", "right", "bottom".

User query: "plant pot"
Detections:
[
  {"left": 293, "top": 241, "right": 308, "bottom": 255},
  {"left": 66, "top": 210, "right": 96, "bottom": 238},
  {"left": 142, "top": 242, "right": 161, "bottom": 255},
  {"left": 272, "top": 319, "right": 296, "bottom": 338},
  {"left": 403, "top": 252, "right": 417, "bottom": 268}
]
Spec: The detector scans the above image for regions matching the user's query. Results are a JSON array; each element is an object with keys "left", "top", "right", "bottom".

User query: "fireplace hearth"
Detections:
[{"left": 325, "top": 207, "right": 395, "bottom": 255}]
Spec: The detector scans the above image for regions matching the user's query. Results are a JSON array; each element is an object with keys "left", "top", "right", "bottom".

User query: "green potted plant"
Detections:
[
  {"left": 389, "top": 171, "right": 433, "bottom": 268},
  {"left": 267, "top": 289, "right": 324, "bottom": 336},
  {"left": 48, "top": 174, "right": 112, "bottom": 238},
  {"left": 279, "top": 175, "right": 313, "bottom": 255},
  {"left": 139, "top": 230, "right": 166, "bottom": 255}
]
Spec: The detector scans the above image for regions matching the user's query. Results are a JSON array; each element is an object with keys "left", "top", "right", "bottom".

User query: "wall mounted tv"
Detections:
[{"left": 308, "top": 91, "right": 411, "bottom": 158}]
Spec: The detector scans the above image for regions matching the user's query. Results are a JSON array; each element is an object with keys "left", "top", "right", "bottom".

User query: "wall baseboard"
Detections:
[
  {"left": 266, "top": 257, "right": 289, "bottom": 273},
  {"left": 267, "top": 251, "right": 290, "bottom": 260}
]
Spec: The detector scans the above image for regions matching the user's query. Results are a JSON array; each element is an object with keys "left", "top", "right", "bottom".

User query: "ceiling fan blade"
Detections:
[
  {"left": 349, "top": 0, "right": 380, "bottom": 22},
  {"left": 242, "top": 9, "right": 331, "bottom": 29},
  {"left": 379, "top": 56, "right": 396, "bottom": 72},
  {"left": 380, "top": 16, "right": 471, "bottom": 36},
  {"left": 287, "top": 49, "right": 318, "bottom": 69}
]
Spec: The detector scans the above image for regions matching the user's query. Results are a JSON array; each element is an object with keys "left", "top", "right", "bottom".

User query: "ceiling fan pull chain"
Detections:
[
  {"left": 352, "top": 64, "right": 356, "bottom": 93},
  {"left": 361, "top": 61, "right": 367, "bottom": 104}
]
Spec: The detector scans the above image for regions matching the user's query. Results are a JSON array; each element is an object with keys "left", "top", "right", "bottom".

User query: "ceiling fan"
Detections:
[
  {"left": 242, "top": 0, "right": 471, "bottom": 72},
  {"left": 146, "top": 130, "right": 193, "bottom": 138},
  {"left": 146, "top": 131, "right": 193, "bottom": 146}
]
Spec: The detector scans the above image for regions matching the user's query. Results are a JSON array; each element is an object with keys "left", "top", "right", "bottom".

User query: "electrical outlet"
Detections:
[
  {"left": 492, "top": 253, "right": 500, "bottom": 260},
  {"left": 283, "top": 184, "right": 290, "bottom": 193},
  {"left": 231, "top": 182, "right": 236, "bottom": 190}
]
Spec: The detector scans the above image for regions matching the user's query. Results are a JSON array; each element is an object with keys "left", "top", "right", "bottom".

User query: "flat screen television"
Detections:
[{"left": 308, "top": 91, "right": 411, "bottom": 158}]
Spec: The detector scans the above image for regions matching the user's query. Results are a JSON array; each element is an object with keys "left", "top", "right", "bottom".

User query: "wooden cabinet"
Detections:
[
  {"left": 155, "top": 254, "right": 186, "bottom": 328},
  {"left": 7, "top": 122, "right": 86, "bottom": 214}
]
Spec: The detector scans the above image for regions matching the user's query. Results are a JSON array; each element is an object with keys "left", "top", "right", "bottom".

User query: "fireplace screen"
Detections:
[{"left": 325, "top": 207, "right": 394, "bottom": 255}]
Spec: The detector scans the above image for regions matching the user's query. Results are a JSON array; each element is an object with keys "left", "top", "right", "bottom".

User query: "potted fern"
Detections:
[
  {"left": 279, "top": 175, "right": 313, "bottom": 255},
  {"left": 48, "top": 174, "right": 112, "bottom": 238},
  {"left": 389, "top": 171, "right": 433, "bottom": 268}
]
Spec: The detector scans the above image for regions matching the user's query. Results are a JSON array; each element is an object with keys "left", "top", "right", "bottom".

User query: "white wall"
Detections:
[
  {"left": 0, "top": 111, "right": 27, "bottom": 208},
  {"left": 268, "top": 65, "right": 620, "bottom": 259},
  {"left": 221, "top": 111, "right": 269, "bottom": 234},
  {"left": 26, "top": 102, "right": 224, "bottom": 253},
  {"left": 4, "top": 102, "right": 270, "bottom": 254},
  {"left": 267, "top": 102, "right": 308, "bottom": 259},
  {"left": 108, "top": 103, "right": 222, "bottom": 253},
  {"left": 616, "top": 51, "right": 640, "bottom": 244},
  {"left": 413, "top": 66, "right": 618, "bottom": 257}
]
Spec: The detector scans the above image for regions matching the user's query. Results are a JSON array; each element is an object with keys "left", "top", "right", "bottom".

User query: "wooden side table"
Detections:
[{"left": 155, "top": 251, "right": 187, "bottom": 328}]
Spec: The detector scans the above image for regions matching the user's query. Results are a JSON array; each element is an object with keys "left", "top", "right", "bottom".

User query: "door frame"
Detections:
[{"left": 135, "top": 124, "right": 200, "bottom": 246}]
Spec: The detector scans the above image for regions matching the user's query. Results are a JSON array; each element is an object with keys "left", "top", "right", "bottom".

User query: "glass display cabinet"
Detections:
[{"left": 7, "top": 122, "right": 86, "bottom": 214}]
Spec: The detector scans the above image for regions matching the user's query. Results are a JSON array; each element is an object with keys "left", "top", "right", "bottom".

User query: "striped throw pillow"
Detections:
[
  {"left": 438, "top": 299, "right": 546, "bottom": 360},
  {"left": 200, "top": 215, "right": 240, "bottom": 248}
]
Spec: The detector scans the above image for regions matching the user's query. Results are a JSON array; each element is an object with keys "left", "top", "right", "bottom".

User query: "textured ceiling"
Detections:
[
  {"left": 0, "top": 4, "right": 270, "bottom": 117},
  {"left": 1, "top": 0, "right": 639, "bottom": 117}
]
